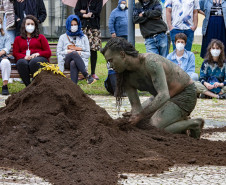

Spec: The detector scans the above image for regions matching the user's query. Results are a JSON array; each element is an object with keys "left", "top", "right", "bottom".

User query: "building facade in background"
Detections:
[
  {"left": 42, "top": 0, "right": 117, "bottom": 39},
  {"left": 0, "top": 0, "right": 203, "bottom": 41}
]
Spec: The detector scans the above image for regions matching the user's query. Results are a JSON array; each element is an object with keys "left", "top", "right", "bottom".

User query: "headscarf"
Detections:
[{"left": 66, "top": 14, "right": 84, "bottom": 37}]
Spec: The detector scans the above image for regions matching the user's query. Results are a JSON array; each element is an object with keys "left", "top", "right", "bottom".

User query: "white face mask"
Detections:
[
  {"left": 0, "top": 24, "right": 2, "bottom": 29},
  {"left": 25, "top": 25, "right": 35, "bottom": 33},
  {"left": 120, "top": 4, "right": 126, "bottom": 10},
  {"left": 210, "top": 49, "right": 221, "bottom": 57},
  {"left": 176, "top": 43, "right": 185, "bottom": 51},
  {"left": 71, "top": 25, "right": 78, "bottom": 33}
]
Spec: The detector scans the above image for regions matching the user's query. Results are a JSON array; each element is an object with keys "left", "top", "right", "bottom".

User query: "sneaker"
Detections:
[
  {"left": 86, "top": 75, "right": 96, "bottom": 84},
  {"left": 8, "top": 78, "right": 13, "bottom": 84},
  {"left": 2, "top": 85, "right": 9, "bottom": 95},
  {"left": 218, "top": 93, "right": 226, "bottom": 99},
  {"left": 91, "top": 74, "right": 99, "bottom": 80}
]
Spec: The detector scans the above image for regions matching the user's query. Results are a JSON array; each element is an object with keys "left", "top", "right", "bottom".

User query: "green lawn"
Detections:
[{"left": 1, "top": 43, "right": 203, "bottom": 95}]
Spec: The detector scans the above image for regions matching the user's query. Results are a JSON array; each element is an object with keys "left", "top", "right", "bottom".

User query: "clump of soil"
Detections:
[{"left": 0, "top": 71, "right": 226, "bottom": 185}]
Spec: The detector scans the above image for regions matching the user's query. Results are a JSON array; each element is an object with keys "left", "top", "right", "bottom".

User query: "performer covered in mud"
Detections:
[{"left": 101, "top": 37, "right": 204, "bottom": 139}]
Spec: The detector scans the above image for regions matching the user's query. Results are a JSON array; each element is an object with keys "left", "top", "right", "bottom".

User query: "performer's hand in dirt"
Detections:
[{"left": 101, "top": 37, "right": 204, "bottom": 139}]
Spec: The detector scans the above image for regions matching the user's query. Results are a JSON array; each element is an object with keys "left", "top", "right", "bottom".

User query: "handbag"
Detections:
[{"left": 66, "top": 34, "right": 82, "bottom": 51}]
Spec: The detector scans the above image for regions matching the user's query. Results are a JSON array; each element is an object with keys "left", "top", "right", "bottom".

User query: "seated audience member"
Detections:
[
  {"left": 57, "top": 15, "right": 95, "bottom": 85},
  {"left": 13, "top": 15, "right": 51, "bottom": 86},
  {"left": 167, "top": 33, "right": 198, "bottom": 81},
  {"left": 0, "top": 17, "right": 11, "bottom": 95},
  {"left": 195, "top": 39, "right": 226, "bottom": 99}
]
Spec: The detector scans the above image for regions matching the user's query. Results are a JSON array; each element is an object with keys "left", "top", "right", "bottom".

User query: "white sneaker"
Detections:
[
  {"left": 13, "top": 78, "right": 21, "bottom": 82},
  {"left": 8, "top": 78, "right": 13, "bottom": 84}
]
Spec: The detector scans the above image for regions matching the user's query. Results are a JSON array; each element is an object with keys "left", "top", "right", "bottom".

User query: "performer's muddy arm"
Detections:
[
  {"left": 126, "top": 85, "right": 142, "bottom": 115},
  {"left": 140, "top": 61, "right": 170, "bottom": 117}
]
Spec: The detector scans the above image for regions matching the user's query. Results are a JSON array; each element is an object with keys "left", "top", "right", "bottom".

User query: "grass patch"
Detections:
[{"left": 1, "top": 43, "right": 203, "bottom": 95}]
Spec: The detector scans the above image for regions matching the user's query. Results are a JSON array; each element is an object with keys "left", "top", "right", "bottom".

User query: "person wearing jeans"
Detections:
[
  {"left": 133, "top": 0, "right": 168, "bottom": 57},
  {"left": 57, "top": 15, "right": 95, "bottom": 85},
  {"left": 165, "top": 0, "right": 199, "bottom": 51},
  {"left": 144, "top": 32, "right": 168, "bottom": 56},
  {"left": 13, "top": 15, "right": 51, "bottom": 86}
]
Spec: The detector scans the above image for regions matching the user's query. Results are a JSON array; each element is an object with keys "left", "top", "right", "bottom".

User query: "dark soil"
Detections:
[{"left": 0, "top": 71, "right": 225, "bottom": 185}]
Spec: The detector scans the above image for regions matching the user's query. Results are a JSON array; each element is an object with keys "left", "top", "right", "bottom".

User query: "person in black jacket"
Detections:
[
  {"left": 13, "top": 0, "right": 46, "bottom": 36},
  {"left": 133, "top": 0, "right": 168, "bottom": 57},
  {"left": 74, "top": 0, "right": 103, "bottom": 80}
]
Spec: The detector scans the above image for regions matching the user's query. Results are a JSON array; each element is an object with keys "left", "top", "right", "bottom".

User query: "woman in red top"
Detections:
[{"left": 13, "top": 15, "right": 51, "bottom": 86}]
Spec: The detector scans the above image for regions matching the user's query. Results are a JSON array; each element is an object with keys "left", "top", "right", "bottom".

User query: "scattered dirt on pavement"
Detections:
[
  {"left": 203, "top": 126, "right": 226, "bottom": 133},
  {"left": 0, "top": 71, "right": 226, "bottom": 185}
]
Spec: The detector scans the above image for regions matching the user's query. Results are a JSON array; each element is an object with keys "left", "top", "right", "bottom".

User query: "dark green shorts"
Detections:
[{"left": 170, "top": 83, "right": 197, "bottom": 114}]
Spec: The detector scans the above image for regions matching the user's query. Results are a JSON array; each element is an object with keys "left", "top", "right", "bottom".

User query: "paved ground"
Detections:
[{"left": 0, "top": 95, "right": 226, "bottom": 185}]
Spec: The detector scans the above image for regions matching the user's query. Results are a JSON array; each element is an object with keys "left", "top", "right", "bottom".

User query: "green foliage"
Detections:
[{"left": 0, "top": 43, "right": 203, "bottom": 95}]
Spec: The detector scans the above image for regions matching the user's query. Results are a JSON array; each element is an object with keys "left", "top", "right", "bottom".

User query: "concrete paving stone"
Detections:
[{"left": 119, "top": 165, "right": 226, "bottom": 185}]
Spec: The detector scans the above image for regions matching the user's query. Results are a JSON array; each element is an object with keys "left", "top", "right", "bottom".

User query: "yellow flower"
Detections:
[{"left": 33, "top": 62, "right": 66, "bottom": 78}]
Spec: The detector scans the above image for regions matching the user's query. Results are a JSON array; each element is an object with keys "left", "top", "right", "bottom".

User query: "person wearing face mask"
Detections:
[
  {"left": 167, "top": 33, "right": 198, "bottom": 81},
  {"left": 199, "top": 0, "right": 226, "bottom": 58},
  {"left": 0, "top": 17, "right": 11, "bottom": 95},
  {"left": 133, "top": 0, "right": 168, "bottom": 57},
  {"left": 13, "top": 15, "right": 51, "bottom": 86},
  {"left": 108, "top": 0, "right": 128, "bottom": 40},
  {"left": 57, "top": 15, "right": 96, "bottom": 85},
  {"left": 195, "top": 39, "right": 226, "bottom": 99}
]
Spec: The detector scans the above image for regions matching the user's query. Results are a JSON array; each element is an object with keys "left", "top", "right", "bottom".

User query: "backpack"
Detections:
[{"left": 104, "top": 69, "right": 117, "bottom": 95}]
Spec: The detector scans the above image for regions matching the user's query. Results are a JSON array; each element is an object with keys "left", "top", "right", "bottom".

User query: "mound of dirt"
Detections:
[{"left": 0, "top": 71, "right": 226, "bottom": 185}]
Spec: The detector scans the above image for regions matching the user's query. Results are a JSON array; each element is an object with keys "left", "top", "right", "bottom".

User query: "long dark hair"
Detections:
[
  {"left": 0, "top": 17, "right": 5, "bottom": 36},
  {"left": 205, "top": 39, "right": 226, "bottom": 67},
  {"left": 101, "top": 37, "right": 139, "bottom": 112},
  {"left": 20, "top": 15, "right": 40, "bottom": 39}
]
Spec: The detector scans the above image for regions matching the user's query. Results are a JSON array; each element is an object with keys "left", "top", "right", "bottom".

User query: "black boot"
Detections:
[{"left": 2, "top": 85, "right": 9, "bottom": 95}]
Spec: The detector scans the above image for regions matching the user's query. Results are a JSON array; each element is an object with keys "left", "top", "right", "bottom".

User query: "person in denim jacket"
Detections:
[
  {"left": 199, "top": 0, "right": 226, "bottom": 58},
  {"left": 133, "top": 0, "right": 168, "bottom": 57},
  {"left": 108, "top": 0, "right": 128, "bottom": 40},
  {"left": 195, "top": 39, "right": 226, "bottom": 99},
  {"left": 167, "top": 33, "right": 198, "bottom": 81}
]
